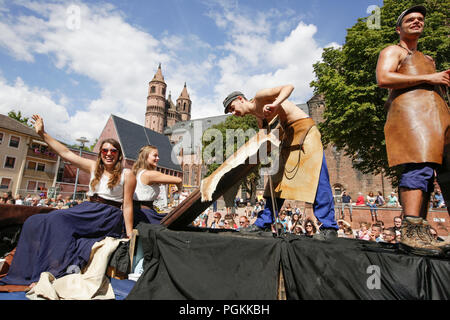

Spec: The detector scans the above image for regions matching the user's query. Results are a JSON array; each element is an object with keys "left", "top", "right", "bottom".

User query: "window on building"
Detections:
[
  {"left": 27, "top": 181, "right": 37, "bottom": 192},
  {"left": 57, "top": 167, "right": 64, "bottom": 182},
  {"left": 37, "top": 182, "right": 46, "bottom": 191},
  {"left": 0, "top": 132, "right": 3, "bottom": 144},
  {"left": 9, "top": 136, "right": 20, "bottom": 148},
  {"left": 27, "top": 161, "right": 37, "bottom": 170},
  {"left": 183, "top": 165, "right": 190, "bottom": 185},
  {"left": 37, "top": 163, "right": 45, "bottom": 172},
  {"left": 193, "top": 165, "right": 198, "bottom": 186},
  {"left": 333, "top": 185, "right": 343, "bottom": 203},
  {"left": 4, "top": 156, "right": 16, "bottom": 169},
  {"left": 151, "top": 86, "right": 156, "bottom": 93},
  {"left": 0, "top": 177, "right": 12, "bottom": 190},
  {"left": 162, "top": 88, "right": 166, "bottom": 95}
]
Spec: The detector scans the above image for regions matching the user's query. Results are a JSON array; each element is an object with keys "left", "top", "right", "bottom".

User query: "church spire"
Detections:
[
  {"left": 152, "top": 63, "right": 165, "bottom": 82},
  {"left": 178, "top": 82, "right": 190, "bottom": 100}
]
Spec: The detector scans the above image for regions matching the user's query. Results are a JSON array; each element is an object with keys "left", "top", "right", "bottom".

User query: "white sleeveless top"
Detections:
[
  {"left": 87, "top": 169, "right": 128, "bottom": 202},
  {"left": 133, "top": 170, "right": 160, "bottom": 202}
]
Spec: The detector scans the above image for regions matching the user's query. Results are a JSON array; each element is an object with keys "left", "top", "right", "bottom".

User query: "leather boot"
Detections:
[{"left": 399, "top": 216, "right": 443, "bottom": 257}]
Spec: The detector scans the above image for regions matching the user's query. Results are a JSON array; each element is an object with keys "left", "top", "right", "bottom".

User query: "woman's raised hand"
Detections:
[{"left": 31, "top": 114, "right": 45, "bottom": 136}]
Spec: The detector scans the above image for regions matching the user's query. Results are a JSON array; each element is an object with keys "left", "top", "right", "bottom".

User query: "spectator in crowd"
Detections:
[
  {"left": 433, "top": 189, "right": 446, "bottom": 208},
  {"left": 340, "top": 191, "right": 353, "bottom": 221},
  {"left": 252, "top": 202, "right": 262, "bottom": 219},
  {"left": 210, "top": 212, "right": 222, "bottom": 229},
  {"left": 355, "top": 192, "right": 365, "bottom": 206},
  {"left": 193, "top": 210, "right": 208, "bottom": 228},
  {"left": 244, "top": 202, "right": 253, "bottom": 218},
  {"left": 64, "top": 196, "right": 77, "bottom": 208},
  {"left": 171, "top": 188, "right": 180, "bottom": 207},
  {"left": 304, "top": 218, "right": 317, "bottom": 238},
  {"left": 179, "top": 189, "right": 189, "bottom": 203},
  {"left": 288, "top": 213, "right": 301, "bottom": 233},
  {"left": 285, "top": 203, "right": 293, "bottom": 217},
  {"left": 24, "top": 194, "right": 33, "bottom": 206},
  {"left": 337, "top": 219, "right": 351, "bottom": 237},
  {"left": 276, "top": 210, "right": 289, "bottom": 233},
  {"left": 1, "top": 192, "right": 8, "bottom": 203},
  {"left": 356, "top": 222, "right": 371, "bottom": 240},
  {"left": 378, "top": 220, "right": 385, "bottom": 231},
  {"left": 223, "top": 218, "right": 236, "bottom": 230},
  {"left": 293, "top": 224, "right": 305, "bottom": 235},
  {"left": 366, "top": 191, "right": 378, "bottom": 222},
  {"left": 238, "top": 216, "right": 250, "bottom": 230},
  {"left": 369, "top": 224, "right": 383, "bottom": 242},
  {"left": 376, "top": 191, "right": 385, "bottom": 207},
  {"left": 14, "top": 194, "right": 23, "bottom": 205},
  {"left": 393, "top": 216, "right": 402, "bottom": 233},
  {"left": 31, "top": 196, "right": 40, "bottom": 207},
  {"left": 386, "top": 192, "right": 400, "bottom": 207},
  {"left": 382, "top": 227, "right": 397, "bottom": 244},
  {"left": 343, "top": 227, "right": 355, "bottom": 239}
]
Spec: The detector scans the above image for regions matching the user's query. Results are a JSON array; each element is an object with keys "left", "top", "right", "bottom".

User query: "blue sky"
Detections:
[{"left": 0, "top": 0, "right": 383, "bottom": 144}]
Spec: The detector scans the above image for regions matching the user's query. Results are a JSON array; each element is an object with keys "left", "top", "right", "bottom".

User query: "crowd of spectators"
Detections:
[
  {"left": 0, "top": 191, "right": 82, "bottom": 209},
  {"left": 192, "top": 196, "right": 447, "bottom": 245}
]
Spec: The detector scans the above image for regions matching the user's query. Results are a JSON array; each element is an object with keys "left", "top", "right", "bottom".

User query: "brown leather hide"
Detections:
[{"left": 384, "top": 51, "right": 450, "bottom": 167}]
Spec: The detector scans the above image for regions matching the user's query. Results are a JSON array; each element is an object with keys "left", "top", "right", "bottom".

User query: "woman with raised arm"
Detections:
[
  {"left": 0, "top": 115, "right": 136, "bottom": 288},
  {"left": 132, "top": 145, "right": 182, "bottom": 225}
]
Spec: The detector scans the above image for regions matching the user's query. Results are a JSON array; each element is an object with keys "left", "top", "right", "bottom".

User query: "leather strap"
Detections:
[
  {"left": 89, "top": 194, "right": 122, "bottom": 208},
  {"left": 133, "top": 200, "right": 154, "bottom": 210}
]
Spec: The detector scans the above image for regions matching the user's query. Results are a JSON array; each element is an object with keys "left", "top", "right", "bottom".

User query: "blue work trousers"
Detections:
[{"left": 254, "top": 153, "right": 338, "bottom": 230}]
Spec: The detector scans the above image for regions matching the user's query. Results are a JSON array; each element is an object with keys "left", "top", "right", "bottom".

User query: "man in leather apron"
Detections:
[
  {"left": 223, "top": 86, "right": 338, "bottom": 239},
  {"left": 376, "top": 5, "right": 450, "bottom": 256}
]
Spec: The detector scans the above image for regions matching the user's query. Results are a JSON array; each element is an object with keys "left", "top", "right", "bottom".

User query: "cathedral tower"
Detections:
[
  {"left": 145, "top": 64, "right": 167, "bottom": 133},
  {"left": 177, "top": 83, "right": 191, "bottom": 122},
  {"left": 166, "top": 92, "right": 181, "bottom": 128}
]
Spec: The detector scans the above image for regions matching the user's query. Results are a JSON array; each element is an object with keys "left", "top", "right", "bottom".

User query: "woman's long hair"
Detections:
[
  {"left": 132, "top": 145, "right": 158, "bottom": 175},
  {"left": 90, "top": 138, "right": 123, "bottom": 190}
]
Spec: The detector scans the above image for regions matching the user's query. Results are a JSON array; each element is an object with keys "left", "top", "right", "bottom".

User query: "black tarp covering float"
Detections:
[{"left": 126, "top": 223, "right": 450, "bottom": 300}]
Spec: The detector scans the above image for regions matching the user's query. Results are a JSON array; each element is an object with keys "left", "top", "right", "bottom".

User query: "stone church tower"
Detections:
[
  {"left": 145, "top": 65, "right": 191, "bottom": 133},
  {"left": 177, "top": 83, "right": 191, "bottom": 122}
]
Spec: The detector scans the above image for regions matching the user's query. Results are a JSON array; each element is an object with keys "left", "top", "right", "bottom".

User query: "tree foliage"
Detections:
[
  {"left": 310, "top": 0, "right": 450, "bottom": 184},
  {"left": 202, "top": 115, "right": 260, "bottom": 204},
  {"left": 8, "top": 110, "right": 31, "bottom": 127}
]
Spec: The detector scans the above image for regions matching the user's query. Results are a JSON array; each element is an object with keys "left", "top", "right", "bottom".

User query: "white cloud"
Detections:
[
  {"left": 0, "top": 1, "right": 169, "bottom": 143},
  {"left": 209, "top": 3, "right": 326, "bottom": 107},
  {"left": 0, "top": 0, "right": 334, "bottom": 144},
  {"left": 0, "top": 76, "right": 73, "bottom": 142}
]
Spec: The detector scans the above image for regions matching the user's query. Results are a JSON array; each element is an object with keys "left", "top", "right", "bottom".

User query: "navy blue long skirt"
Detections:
[
  {"left": 0, "top": 202, "right": 124, "bottom": 286},
  {"left": 133, "top": 207, "right": 166, "bottom": 226}
]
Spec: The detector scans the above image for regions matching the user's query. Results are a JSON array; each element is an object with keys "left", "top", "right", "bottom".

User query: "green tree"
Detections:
[
  {"left": 310, "top": 0, "right": 449, "bottom": 184},
  {"left": 8, "top": 110, "right": 31, "bottom": 127},
  {"left": 202, "top": 115, "right": 261, "bottom": 205}
]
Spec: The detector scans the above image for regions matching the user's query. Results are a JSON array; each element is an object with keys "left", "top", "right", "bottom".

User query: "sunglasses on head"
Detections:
[{"left": 101, "top": 148, "right": 119, "bottom": 156}]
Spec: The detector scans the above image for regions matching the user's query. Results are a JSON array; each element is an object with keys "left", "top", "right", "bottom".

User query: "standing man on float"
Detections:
[{"left": 376, "top": 5, "right": 450, "bottom": 256}]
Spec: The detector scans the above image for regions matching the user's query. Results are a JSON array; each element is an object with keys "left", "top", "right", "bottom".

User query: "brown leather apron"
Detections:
[
  {"left": 264, "top": 117, "right": 323, "bottom": 203},
  {"left": 384, "top": 50, "right": 450, "bottom": 167}
]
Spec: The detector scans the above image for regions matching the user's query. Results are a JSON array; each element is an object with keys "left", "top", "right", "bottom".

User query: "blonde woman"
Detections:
[
  {"left": 132, "top": 145, "right": 182, "bottom": 225},
  {"left": 0, "top": 115, "right": 136, "bottom": 288}
]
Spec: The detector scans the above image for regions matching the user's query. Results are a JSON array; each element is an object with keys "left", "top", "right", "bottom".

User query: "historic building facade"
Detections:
[{"left": 145, "top": 64, "right": 192, "bottom": 134}]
